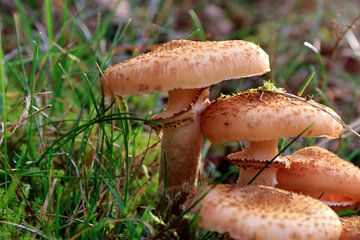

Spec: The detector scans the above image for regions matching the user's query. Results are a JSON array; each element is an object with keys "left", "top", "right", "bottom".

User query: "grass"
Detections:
[{"left": 0, "top": 0, "right": 359, "bottom": 239}]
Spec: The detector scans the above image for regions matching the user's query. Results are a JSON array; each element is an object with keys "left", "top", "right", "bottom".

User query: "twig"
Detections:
[
  {"left": 332, "top": 14, "right": 360, "bottom": 60},
  {"left": 0, "top": 104, "right": 52, "bottom": 137},
  {"left": 266, "top": 90, "right": 360, "bottom": 139}
]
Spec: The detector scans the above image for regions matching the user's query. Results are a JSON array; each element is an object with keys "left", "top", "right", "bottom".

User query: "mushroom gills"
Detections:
[{"left": 151, "top": 88, "right": 210, "bottom": 131}]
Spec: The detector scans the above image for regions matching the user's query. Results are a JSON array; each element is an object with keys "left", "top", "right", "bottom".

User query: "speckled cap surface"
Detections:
[
  {"left": 278, "top": 146, "right": 360, "bottom": 202},
  {"left": 102, "top": 39, "right": 270, "bottom": 96},
  {"left": 201, "top": 91, "right": 343, "bottom": 143},
  {"left": 340, "top": 216, "right": 360, "bottom": 240},
  {"left": 190, "top": 184, "right": 341, "bottom": 240}
]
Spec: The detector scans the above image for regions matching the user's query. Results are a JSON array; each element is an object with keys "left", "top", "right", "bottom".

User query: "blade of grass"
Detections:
[
  {"left": 14, "top": 13, "right": 28, "bottom": 93},
  {"left": 0, "top": 221, "right": 50, "bottom": 239},
  {"left": 189, "top": 9, "right": 206, "bottom": 41},
  {"left": 0, "top": 32, "right": 7, "bottom": 159},
  {"left": 27, "top": 41, "right": 39, "bottom": 160},
  {"left": 14, "top": 0, "right": 34, "bottom": 42},
  {"left": 45, "top": 0, "right": 54, "bottom": 47},
  {"left": 304, "top": 42, "right": 327, "bottom": 93},
  {"left": 297, "top": 71, "right": 315, "bottom": 96},
  {"left": 34, "top": 115, "right": 159, "bottom": 165}
]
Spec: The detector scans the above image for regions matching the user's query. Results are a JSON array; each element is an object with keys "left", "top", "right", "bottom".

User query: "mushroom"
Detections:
[
  {"left": 187, "top": 184, "right": 342, "bottom": 240},
  {"left": 340, "top": 215, "right": 360, "bottom": 240},
  {"left": 102, "top": 39, "right": 270, "bottom": 195},
  {"left": 277, "top": 146, "right": 360, "bottom": 210},
  {"left": 200, "top": 90, "right": 343, "bottom": 186}
]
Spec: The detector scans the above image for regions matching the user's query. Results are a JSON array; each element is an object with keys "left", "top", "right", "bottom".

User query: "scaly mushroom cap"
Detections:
[
  {"left": 201, "top": 91, "right": 343, "bottom": 143},
  {"left": 340, "top": 216, "right": 360, "bottom": 240},
  {"left": 277, "top": 146, "right": 360, "bottom": 206},
  {"left": 102, "top": 39, "right": 270, "bottom": 96},
  {"left": 189, "top": 184, "right": 341, "bottom": 240}
]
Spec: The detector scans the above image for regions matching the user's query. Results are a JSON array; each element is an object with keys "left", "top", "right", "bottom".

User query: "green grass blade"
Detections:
[
  {"left": 27, "top": 41, "right": 39, "bottom": 160},
  {"left": 189, "top": 9, "right": 206, "bottom": 41},
  {"left": 0, "top": 32, "right": 7, "bottom": 159},
  {"left": 45, "top": 0, "right": 54, "bottom": 46},
  {"left": 297, "top": 71, "right": 315, "bottom": 96}
]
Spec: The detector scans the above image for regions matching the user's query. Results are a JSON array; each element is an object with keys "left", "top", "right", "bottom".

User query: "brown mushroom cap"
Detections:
[
  {"left": 201, "top": 91, "right": 343, "bottom": 143},
  {"left": 102, "top": 39, "right": 270, "bottom": 96},
  {"left": 340, "top": 216, "right": 360, "bottom": 240},
  {"left": 190, "top": 184, "right": 341, "bottom": 240},
  {"left": 277, "top": 146, "right": 360, "bottom": 204}
]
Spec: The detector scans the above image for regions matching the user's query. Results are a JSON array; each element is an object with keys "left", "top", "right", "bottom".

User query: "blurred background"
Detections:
[{"left": 0, "top": 0, "right": 359, "bottom": 238}]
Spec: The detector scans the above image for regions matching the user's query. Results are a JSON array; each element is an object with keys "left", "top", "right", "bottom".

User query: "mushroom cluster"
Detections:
[
  {"left": 102, "top": 39, "right": 270, "bottom": 198},
  {"left": 195, "top": 88, "right": 360, "bottom": 239},
  {"left": 201, "top": 90, "right": 343, "bottom": 187},
  {"left": 200, "top": 88, "right": 360, "bottom": 212},
  {"left": 102, "top": 39, "right": 359, "bottom": 239}
]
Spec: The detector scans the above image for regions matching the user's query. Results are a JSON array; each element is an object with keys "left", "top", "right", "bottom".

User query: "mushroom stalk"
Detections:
[
  {"left": 236, "top": 140, "right": 279, "bottom": 160},
  {"left": 152, "top": 88, "right": 210, "bottom": 193},
  {"left": 159, "top": 115, "right": 203, "bottom": 191},
  {"left": 227, "top": 139, "right": 281, "bottom": 186},
  {"left": 238, "top": 167, "right": 279, "bottom": 186}
]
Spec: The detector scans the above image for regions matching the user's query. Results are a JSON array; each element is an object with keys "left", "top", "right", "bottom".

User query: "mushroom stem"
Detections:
[
  {"left": 152, "top": 88, "right": 210, "bottom": 193},
  {"left": 238, "top": 167, "right": 279, "bottom": 186},
  {"left": 239, "top": 140, "right": 279, "bottom": 160},
  {"left": 159, "top": 115, "right": 203, "bottom": 191},
  {"left": 227, "top": 139, "right": 280, "bottom": 186}
]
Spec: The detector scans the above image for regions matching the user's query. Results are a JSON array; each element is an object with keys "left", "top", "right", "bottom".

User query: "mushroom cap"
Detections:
[
  {"left": 340, "top": 216, "right": 360, "bottom": 240},
  {"left": 190, "top": 184, "right": 341, "bottom": 240},
  {"left": 278, "top": 146, "right": 360, "bottom": 202},
  {"left": 201, "top": 91, "right": 343, "bottom": 143},
  {"left": 102, "top": 39, "right": 270, "bottom": 96}
]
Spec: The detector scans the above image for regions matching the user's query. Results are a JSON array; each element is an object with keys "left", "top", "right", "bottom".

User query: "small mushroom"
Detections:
[
  {"left": 340, "top": 215, "right": 360, "bottom": 240},
  {"left": 201, "top": 90, "right": 343, "bottom": 186},
  {"left": 277, "top": 146, "right": 360, "bottom": 210},
  {"left": 187, "top": 184, "right": 342, "bottom": 240},
  {"left": 102, "top": 40, "right": 270, "bottom": 195}
]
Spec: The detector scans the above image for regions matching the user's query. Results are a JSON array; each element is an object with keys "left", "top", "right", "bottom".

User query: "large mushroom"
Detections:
[
  {"left": 201, "top": 90, "right": 343, "bottom": 186},
  {"left": 187, "top": 184, "right": 342, "bottom": 240},
  {"left": 277, "top": 146, "right": 360, "bottom": 210},
  {"left": 102, "top": 40, "right": 270, "bottom": 195}
]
